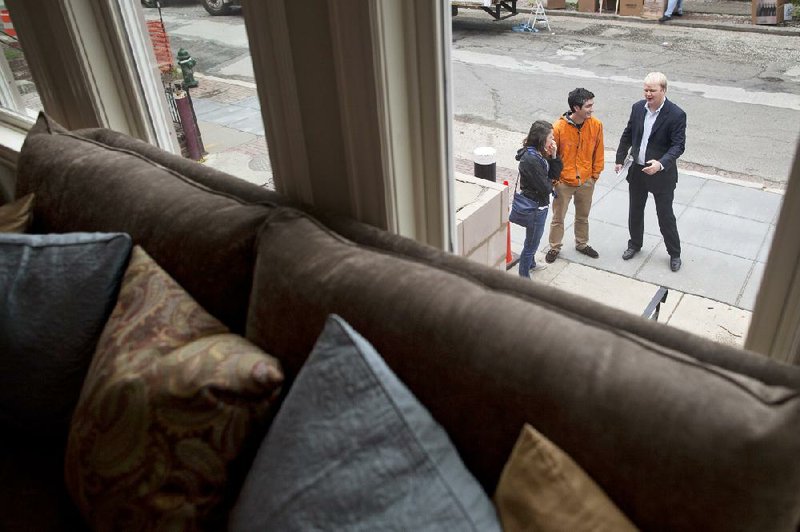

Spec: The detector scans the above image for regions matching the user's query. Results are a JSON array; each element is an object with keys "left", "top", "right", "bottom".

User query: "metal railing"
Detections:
[{"left": 642, "top": 286, "right": 669, "bottom": 321}]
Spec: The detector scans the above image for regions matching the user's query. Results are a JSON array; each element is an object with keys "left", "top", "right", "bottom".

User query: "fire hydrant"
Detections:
[{"left": 177, "top": 48, "right": 198, "bottom": 88}]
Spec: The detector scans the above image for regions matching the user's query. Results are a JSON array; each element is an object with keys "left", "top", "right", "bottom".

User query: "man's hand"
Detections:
[
  {"left": 642, "top": 159, "right": 662, "bottom": 175},
  {"left": 614, "top": 163, "right": 622, "bottom": 173}
]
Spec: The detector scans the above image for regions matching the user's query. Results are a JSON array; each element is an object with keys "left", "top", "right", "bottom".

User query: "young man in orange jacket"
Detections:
[{"left": 545, "top": 88, "right": 604, "bottom": 263}]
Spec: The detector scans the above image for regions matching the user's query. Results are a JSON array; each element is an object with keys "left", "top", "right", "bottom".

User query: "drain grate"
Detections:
[{"left": 248, "top": 155, "right": 269, "bottom": 172}]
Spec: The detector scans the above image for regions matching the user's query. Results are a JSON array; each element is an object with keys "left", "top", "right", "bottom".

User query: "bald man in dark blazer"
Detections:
[{"left": 615, "top": 72, "right": 687, "bottom": 272}]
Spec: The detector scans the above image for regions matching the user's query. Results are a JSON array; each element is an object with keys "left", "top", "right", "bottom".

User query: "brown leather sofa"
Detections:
[{"left": 6, "top": 113, "right": 800, "bottom": 531}]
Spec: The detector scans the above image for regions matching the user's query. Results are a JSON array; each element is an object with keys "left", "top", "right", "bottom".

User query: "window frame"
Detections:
[
  {"left": 0, "top": 0, "right": 798, "bottom": 362},
  {"left": 2, "top": 0, "right": 178, "bottom": 152}
]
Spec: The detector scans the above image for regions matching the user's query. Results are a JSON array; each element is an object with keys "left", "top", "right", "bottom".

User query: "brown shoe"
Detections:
[
  {"left": 545, "top": 249, "right": 559, "bottom": 263},
  {"left": 577, "top": 245, "right": 599, "bottom": 258}
]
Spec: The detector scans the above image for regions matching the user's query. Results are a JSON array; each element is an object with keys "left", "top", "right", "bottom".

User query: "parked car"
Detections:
[
  {"left": 141, "top": 0, "right": 240, "bottom": 16},
  {"left": 200, "top": 0, "right": 240, "bottom": 16}
]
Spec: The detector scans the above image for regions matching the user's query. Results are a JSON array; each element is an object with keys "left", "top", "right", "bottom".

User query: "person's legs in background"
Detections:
[
  {"left": 529, "top": 207, "right": 549, "bottom": 270},
  {"left": 653, "top": 189, "right": 681, "bottom": 258},
  {"left": 626, "top": 169, "right": 648, "bottom": 253},
  {"left": 546, "top": 183, "right": 576, "bottom": 262},
  {"left": 518, "top": 224, "right": 537, "bottom": 278},
  {"left": 572, "top": 180, "right": 598, "bottom": 257},
  {"left": 518, "top": 207, "right": 549, "bottom": 278},
  {"left": 660, "top": 0, "right": 681, "bottom": 20}
]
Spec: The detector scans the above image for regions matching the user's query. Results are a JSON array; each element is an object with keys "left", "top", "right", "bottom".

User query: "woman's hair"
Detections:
[{"left": 523, "top": 120, "right": 553, "bottom": 153}]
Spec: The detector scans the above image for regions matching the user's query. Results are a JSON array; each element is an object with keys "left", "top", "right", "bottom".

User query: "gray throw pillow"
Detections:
[
  {"left": 0, "top": 232, "right": 132, "bottom": 439},
  {"left": 229, "top": 314, "right": 501, "bottom": 532}
]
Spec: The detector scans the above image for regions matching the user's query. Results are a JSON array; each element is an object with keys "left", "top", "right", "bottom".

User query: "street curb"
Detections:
[
  {"left": 194, "top": 72, "right": 256, "bottom": 89},
  {"left": 462, "top": 5, "right": 800, "bottom": 37}
]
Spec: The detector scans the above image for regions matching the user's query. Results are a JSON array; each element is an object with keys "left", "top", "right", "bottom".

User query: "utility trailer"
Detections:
[{"left": 451, "top": 0, "right": 519, "bottom": 20}]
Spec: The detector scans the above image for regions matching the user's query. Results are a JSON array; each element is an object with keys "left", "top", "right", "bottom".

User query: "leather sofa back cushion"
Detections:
[
  {"left": 247, "top": 207, "right": 800, "bottom": 532},
  {"left": 66, "top": 246, "right": 283, "bottom": 530},
  {"left": 0, "top": 232, "right": 132, "bottom": 439},
  {"left": 15, "top": 113, "right": 276, "bottom": 333}
]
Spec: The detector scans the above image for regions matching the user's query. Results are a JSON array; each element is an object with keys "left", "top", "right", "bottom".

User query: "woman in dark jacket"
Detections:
[{"left": 515, "top": 120, "right": 563, "bottom": 278}]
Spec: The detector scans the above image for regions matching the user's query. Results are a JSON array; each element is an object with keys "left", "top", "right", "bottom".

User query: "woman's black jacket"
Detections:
[{"left": 515, "top": 147, "right": 563, "bottom": 206}]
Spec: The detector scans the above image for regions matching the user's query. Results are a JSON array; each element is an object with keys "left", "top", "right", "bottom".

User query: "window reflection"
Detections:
[{"left": 0, "top": 3, "right": 41, "bottom": 117}]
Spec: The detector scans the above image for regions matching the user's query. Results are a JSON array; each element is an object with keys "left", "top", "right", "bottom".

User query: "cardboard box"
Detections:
[
  {"left": 546, "top": 0, "right": 566, "bottom": 9},
  {"left": 641, "top": 0, "right": 665, "bottom": 18},
  {"left": 618, "top": 0, "right": 643, "bottom": 15},
  {"left": 578, "top": 0, "right": 598, "bottom": 12},
  {"left": 752, "top": 0, "right": 785, "bottom": 24}
]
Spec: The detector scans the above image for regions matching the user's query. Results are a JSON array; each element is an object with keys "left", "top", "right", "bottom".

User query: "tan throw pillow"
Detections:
[
  {"left": 494, "top": 424, "right": 639, "bottom": 532},
  {"left": 65, "top": 246, "right": 284, "bottom": 531},
  {"left": 0, "top": 193, "right": 34, "bottom": 232}
]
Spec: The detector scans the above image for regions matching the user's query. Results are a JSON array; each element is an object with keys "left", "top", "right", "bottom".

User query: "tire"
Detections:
[
  {"left": 201, "top": 0, "right": 233, "bottom": 16},
  {"left": 141, "top": 0, "right": 159, "bottom": 7}
]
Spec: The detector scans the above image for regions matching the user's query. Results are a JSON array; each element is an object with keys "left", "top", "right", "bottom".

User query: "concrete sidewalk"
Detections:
[
  {"left": 503, "top": 156, "right": 782, "bottom": 347},
  {"left": 505, "top": 0, "right": 800, "bottom": 35},
  {"left": 187, "top": 61, "right": 783, "bottom": 351},
  {"left": 189, "top": 74, "right": 274, "bottom": 189}
]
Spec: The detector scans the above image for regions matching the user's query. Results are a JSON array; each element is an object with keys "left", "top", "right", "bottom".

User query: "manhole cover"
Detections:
[{"left": 249, "top": 155, "right": 269, "bottom": 172}]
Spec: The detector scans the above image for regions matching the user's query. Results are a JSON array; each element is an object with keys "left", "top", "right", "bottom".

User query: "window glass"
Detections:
[
  {"left": 0, "top": 2, "right": 42, "bottom": 118},
  {"left": 142, "top": 1, "right": 272, "bottom": 189},
  {"left": 450, "top": 5, "right": 799, "bottom": 349}
]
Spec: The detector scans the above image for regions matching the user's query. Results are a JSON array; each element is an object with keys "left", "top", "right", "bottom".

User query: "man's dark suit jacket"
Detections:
[{"left": 615, "top": 98, "right": 686, "bottom": 193}]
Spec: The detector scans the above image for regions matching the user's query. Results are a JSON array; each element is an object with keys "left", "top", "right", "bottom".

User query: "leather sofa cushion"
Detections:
[
  {"left": 317, "top": 210, "right": 800, "bottom": 390},
  {"left": 0, "top": 439, "right": 87, "bottom": 532},
  {"left": 15, "top": 113, "right": 276, "bottom": 333},
  {"left": 247, "top": 207, "right": 800, "bottom": 532}
]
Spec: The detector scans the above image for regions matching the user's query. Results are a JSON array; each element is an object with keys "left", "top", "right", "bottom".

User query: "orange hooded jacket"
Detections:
[{"left": 552, "top": 113, "right": 604, "bottom": 187}]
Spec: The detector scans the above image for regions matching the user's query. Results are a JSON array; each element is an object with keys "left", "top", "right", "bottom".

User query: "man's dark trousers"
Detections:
[{"left": 627, "top": 164, "right": 681, "bottom": 258}]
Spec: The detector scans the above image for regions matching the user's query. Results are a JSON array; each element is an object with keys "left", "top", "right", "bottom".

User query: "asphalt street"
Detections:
[
  {"left": 147, "top": 2, "right": 800, "bottom": 188},
  {"left": 450, "top": 10, "right": 800, "bottom": 188}
]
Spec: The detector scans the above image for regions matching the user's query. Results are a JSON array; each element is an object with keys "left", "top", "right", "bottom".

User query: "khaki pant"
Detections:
[{"left": 548, "top": 179, "right": 595, "bottom": 251}]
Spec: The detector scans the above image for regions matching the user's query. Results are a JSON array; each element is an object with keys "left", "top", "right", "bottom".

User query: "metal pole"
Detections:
[
  {"left": 175, "top": 88, "right": 203, "bottom": 161},
  {"left": 473, "top": 146, "right": 497, "bottom": 182}
]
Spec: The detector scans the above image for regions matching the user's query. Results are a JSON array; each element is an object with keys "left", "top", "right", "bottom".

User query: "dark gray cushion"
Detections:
[
  {"left": 0, "top": 232, "right": 131, "bottom": 439},
  {"left": 230, "top": 314, "right": 500, "bottom": 532},
  {"left": 247, "top": 207, "right": 800, "bottom": 532}
]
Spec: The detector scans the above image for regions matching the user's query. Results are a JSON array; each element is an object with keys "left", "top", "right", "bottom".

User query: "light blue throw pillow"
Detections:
[{"left": 230, "top": 314, "right": 501, "bottom": 531}]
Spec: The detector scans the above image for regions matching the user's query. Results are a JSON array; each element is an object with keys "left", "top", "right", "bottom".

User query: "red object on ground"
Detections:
[
  {"left": 504, "top": 180, "right": 513, "bottom": 264},
  {"left": 147, "top": 20, "right": 173, "bottom": 73},
  {"left": 175, "top": 92, "right": 203, "bottom": 161},
  {"left": 1, "top": 10, "right": 16, "bottom": 38}
]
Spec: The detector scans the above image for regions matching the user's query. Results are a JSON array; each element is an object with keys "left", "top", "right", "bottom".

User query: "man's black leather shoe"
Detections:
[
  {"left": 670, "top": 257, "right": 682, "bottom": 272},
  {"left": 622, "top": 248, "right": 639, "bottom": 260}
]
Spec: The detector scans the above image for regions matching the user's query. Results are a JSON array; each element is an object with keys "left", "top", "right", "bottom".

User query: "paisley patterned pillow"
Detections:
[{"left": 65, "top": 246, "right": 284, "bottom": 531}]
